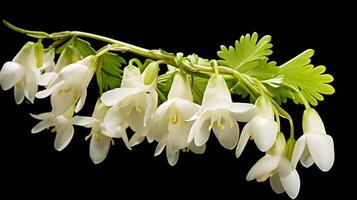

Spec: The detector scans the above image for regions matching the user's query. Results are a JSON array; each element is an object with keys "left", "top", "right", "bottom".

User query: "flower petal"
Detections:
[
  {"left": 291, "top": 135, "right": 307, "bottom": 169},
  {"left": 35, "top": 80, "right": 65, "bottom": 99},
  {"left": 303, "top": 108, "right": 326, "bottom": 134},
  {"left": 235, "top": 121, "right": 252, "bottom": 158},
  {"left": 168, "top": 73, "right": 193, "bottom": 101},
  {"left": 212, "top": 117, "right": 239, "bottom": 150},
  {"left": 12, "top": 42, "right": 36, "bottom": 67},
  {"left": 38, "top": 72, "right": 58, "bottom": 86},
  {"left": 168, "top": 120, "right": 191, "bottom": 151},
  {"left": 144, "top": 90, "right": 157, "bottom": 127},
  {"left": 154, "top": 141, "right": 166, "bottom": 156},
  {"left": 166, "top": 148, "right": 179, "bottom": 166},
  {"left": 189, "top": 143, "right": 206, "bottom": 154},
  {"left": 279, "top": 159, "right": 300, "bottom": 199},
  {"left": 31, "top": 118, "right": 56, "bottom": 133},
  {"left": 129, "top": 133, "right": 145, "bottom": 147},
  {"left": 14, "top": 83, "right": 24, "bottom": 104},
  {"left": 51, "top": 87, "right": 75, "bottom": 116},
  {"left": 121, "top": 65, "right": 142, "bottom": 88},
  {"left": 251, "top": 118, "right": 278, "bottom": 152},
  {"left": 0, "top": 62, "right": 25, "bottom": 90},
  {"left": 174, "top": 98, "right": 200, "bottom": 120},
  {"left": 24, "top": 69, "right": 39, "bottom": 103},
  {"left": 90, "top": 133, "right": 110, "bottom": 164},
  {"left": 306, "top": 134, "right": 334, "bottom": 172},
  {"left": 202, "top": 75, "right": 232, "bottom": 106},
  {"left": 72, "top": 116, "right": 98, "bottom": 128},
  {"left": 59, "top": 63, "right": 88, "bottom": 84},
  {"left": 30, "top": 112, "right": 52, "bottom": 120},
  {"left": 189, "top": 112, "right": 211, "bottom": 146},
  {"left": 246, "top": 155, "right": 280, "bottom": 181},
  {"left": 54, "top": 121, "right": 74, "bottom": 151},
  {"left": 300, "top": 147, "right": 314, "bottom": 168},
  {"left": 229, "top": 103, "right": 256, "bottom": 122},
  {"left": 101, "top": 87, "right": 144, "bottom": 106},
  {"left": 75, "top": 88, "right": 87, "bottom": 113},
  {"left": 269, "top": 173, "right": 284, "bottom": 194}
]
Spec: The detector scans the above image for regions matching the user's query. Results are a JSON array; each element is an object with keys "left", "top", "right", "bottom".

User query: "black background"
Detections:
[{"left": 0, "top": 1, "right": 353, "bottom": 199}]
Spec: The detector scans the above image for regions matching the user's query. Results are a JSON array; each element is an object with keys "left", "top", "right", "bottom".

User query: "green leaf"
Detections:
[
  {"left": 278, "top": 49, "right": 335, "bottom": 106},
  {"left": 217, "top": 32, "right": 273, "bottom": 70},
  {"left": 96, "top": 52, "right": 126, "bottom": 93},
  {"left": 56, "top": 38, "right": 95, "bottom": 57},
  {"left": 243, "top": 60, "right": 279, "bottom": 80}
]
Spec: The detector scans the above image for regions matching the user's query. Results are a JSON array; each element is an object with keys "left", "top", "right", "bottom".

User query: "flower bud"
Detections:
[{"left": 142, "top": 61, "right": 159, "bottom": 86}]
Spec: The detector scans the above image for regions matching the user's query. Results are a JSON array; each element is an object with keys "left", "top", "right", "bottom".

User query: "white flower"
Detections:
[
  {"left": 35, "top": 56, "right": 95, "bottom": 115},
  {"left": 148, "top": 73, "right": 201, "bottom": 166},
  {"left": 235, "top": 95, "right": 278, "bottom": 158},
  {"left": 101, "top": 64, "right": 158, "bottom": 147},
  {"left": 291, "top": 108, "right": 334, "bottom": 172},
  {"left": 72, "top": 102, "right": 130, "bottom": 164},
  {"left": 246, "top": 133, "right": 300, "bottom": 199},
  {"left": 187, "top": 74, "right": 255, "bottom": 150},
  {"left": 31, "top": 106, "right": 76, "bottom": 151},
  {"left": 0, "top": 42, "right": 41, "bottom": 104},
  {"left": 40, "top": 48, "right": 56, "bottom": 72}
]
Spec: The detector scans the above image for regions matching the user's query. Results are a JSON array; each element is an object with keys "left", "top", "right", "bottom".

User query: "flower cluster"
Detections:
[{"left": 1, "top": 36, "right": 334, "bottom": 199}]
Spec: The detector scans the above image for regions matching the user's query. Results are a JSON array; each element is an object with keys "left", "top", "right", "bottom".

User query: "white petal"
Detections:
[
  {"left": 154, "top": 141, "right": 166, "bottom": 156},
  {"left": 303, "top": 108, "right": 326, "bottom": 134},
  {"left": 201, "top": 75, "right": 232, "bottom": 106},
  {"left": 306, "top": 134, "right": 334, "bottom": 172},
  {"left": 30, "top": 112, "right": 52, "bottom": 120},
  {"left": 41, "top": 48, "right": 55, "bottom": 72},
  {"left": 300, "top": 147, "right": 314, "bottom": 168},
  {"left": 235, "top": 121, "right": 252, "bottom": 158},
  {"left": 168, "top": 120, "right": 191, "bottom": 151},
  {"left": 144, "top": 91, "right": 157, "bottom": 127},
  {"left": 38, "top": 72, "right": 58, "bottom": 86},
  {"left": 101, "top": 87, "right": 144, "bottom": 106},
  {"left": 51, "top": 87, "right": 75, "bottom": 116},
  {"left": 270, "top": 173, "right": 284, "bottom": 194},
  {"left": 279, "top": 160, "right": 300, "bottom": 199},
  {"left": 168, "top": 73, "right": 193, "bottom": 101},
  {"left": 203, "top": 99, "right": 231, "bottom": 111},
  {"left": 121, "top": 65, "right": 142, "bottom": 88},
  {"left": 75, "top": 88, "right": 87, "bottom": 113},
  {"left": 31, "top": 118, "right": 56, "bottom": 133},
  {"left": 246, "top": 155, "right": 280, "bottom": 181},
  {"left": 174, "top": 98, "right": 200, "bottom": 120},
  {"left": 129, "top": 133, "right": 145, "bottom": 147},
  {"left": 24, "top": 69, "right": 39, "bottom": 103},
  {"left": 189, "top": 143, "right": 206, "bottom": 154},
  {"left": 190, "top": 112, "right": 211, "bottom": 146},
  {"left": 127, "top": 108, "right": 146, "bottom": 136},
  {"left": 13, "top": 42, "right": 36, "bottom": 67},
  {"left": 54, "top": 121, "right": 74, "bottom": 151},
  {"left": 166, "top": 148, "right": 179, "bottom": 166},
  {"left": 90, "top": 133, "right": 111, "bottom": 164},
  {"left": 212, "top": 117, "right": 239, "bottom": 150},
  {"left": 120, "top": 130, "right": 132, "bottom": 150},
  {"left": 251, "top": 117, "right": 278, "bottom": 152},
  {"left": 255, "top": 96, "right": 274, "bottom": 120},
  {"left": 0, "top": 62, "right": 25, "bottom": 90},
  {"left": 229, "top": 103, "right": 256, "bottom": 122},
  {"left": 291, "top": 135, "right": 307, "bottom": 169},
  {"left": 36, "top": 79, "right": 65, "bottom": 99},
  {"left": 59, "top": 63, "right": 88, "bottom": 84},
  {"left": 14, "top": 83, "right": 24, "bottom": 104},
  {"left": 72, "top": 116, "right": 98, "bottom": 128}
]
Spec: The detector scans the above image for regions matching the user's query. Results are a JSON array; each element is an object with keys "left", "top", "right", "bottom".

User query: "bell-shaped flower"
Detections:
[
  {"left": 39, "top": 48, "right": 56, "bottom": 72},
  {"left": 0, "top": 42, "right": 41, "bottom": 104},
  {"left": 72, "top": 102, "right": 130, "bottom": 164},
  {"left": 187, "top": 74, "right": 255, "bottom": 150},
  {"left": 246, "top": 133, "right": 300, "bottom": 199},
  {"left": 291, "top": 108, "right": 334, "bottom": 172},
  {"left": 148, "top": 73, "right": 200, "bottom": 166},
  {"left": 35, "top": 56, "right": 95, "bottom": 115},
  {"left": 235, "top": 95, "right": 278, "bottom": 158},
  {"left": 31, "top": 105, "right": 76, "bottom": 151},
  {"left": 101, "top": 63, "right": 158, "bottom": 147}
]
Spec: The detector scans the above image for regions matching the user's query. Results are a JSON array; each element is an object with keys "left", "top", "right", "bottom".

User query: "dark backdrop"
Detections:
[{"left": 0, "top": 1, "right": 352, "bottom": 199}]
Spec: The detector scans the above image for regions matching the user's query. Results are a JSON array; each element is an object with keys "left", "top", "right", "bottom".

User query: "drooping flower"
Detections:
[
  {"left": 31, "top": 106, "right": 76, "bottom": 151},
  {"left": 148, "top": 73, "right": 201, "bottom": 166},
  {"left": 246, "top": 133, "right": 300, "bottom": 199},
  {"left": 35, "top": 56, "right": 95, "bottom": 115},
  {"left": 235, "top": 95, "right": 278, "bottom": 158},
  {"left": 101, "top": 63, "right": 158, "bottom": 147},
  {"left": 0, "top": 42, "right": 41, "bottom": 104},
  {"left": 187, "top": 74, "right": 255, "bottom": 150},
  {"left": 291, "top": 108, "right": 334, "bottom": 172},
  {"left": 72, "top": 102, "right": 130, "bottom": 164}
]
